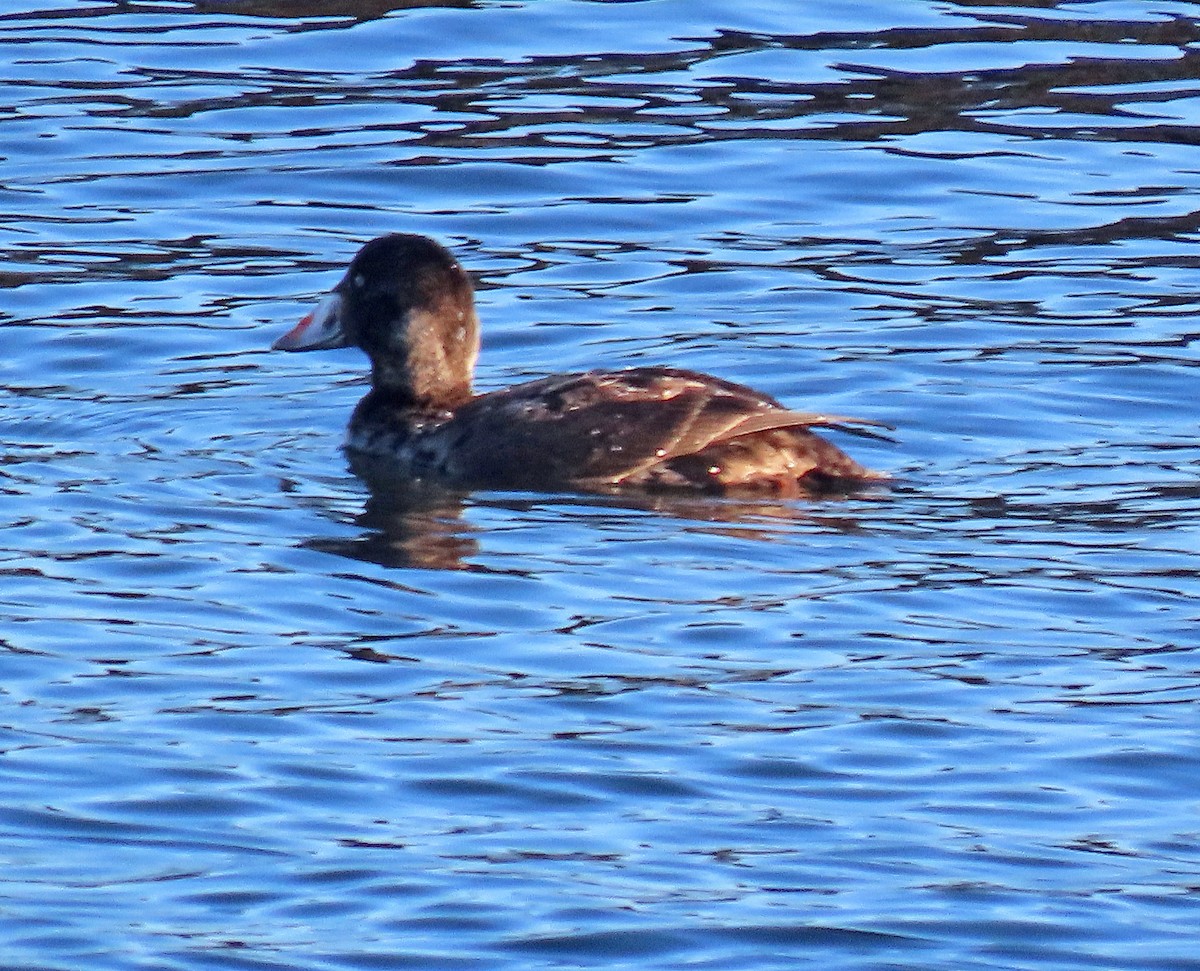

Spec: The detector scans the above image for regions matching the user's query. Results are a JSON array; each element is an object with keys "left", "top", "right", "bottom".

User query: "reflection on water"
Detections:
[
  {"left": 302, "top": 471, "right": 484, "bottom": 571},
  {"left": 4, "top": 1, "right": 1200, "bottom": 970},
  {"left": 305, "top": 449, "right": 893, "bottom": 571}
]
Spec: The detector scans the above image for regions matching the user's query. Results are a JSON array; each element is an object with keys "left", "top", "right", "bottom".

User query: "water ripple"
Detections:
[{"left": 4, "top": 2, "right": 1200, "bottom": 970}]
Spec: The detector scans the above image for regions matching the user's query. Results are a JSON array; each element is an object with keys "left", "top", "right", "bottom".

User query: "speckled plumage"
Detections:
[{"left": 275, "top": 234, "right": 887, "bottom": 496}]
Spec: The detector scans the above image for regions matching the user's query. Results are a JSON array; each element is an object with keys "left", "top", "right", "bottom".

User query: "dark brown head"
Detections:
[{"left": 274, "top": 234, "right": 481, "bottom": 408}]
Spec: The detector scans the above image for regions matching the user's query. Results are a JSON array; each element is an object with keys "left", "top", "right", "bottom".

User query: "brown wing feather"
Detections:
[{"left": 717, "top": 409, "right": 891, "bottom": 439}]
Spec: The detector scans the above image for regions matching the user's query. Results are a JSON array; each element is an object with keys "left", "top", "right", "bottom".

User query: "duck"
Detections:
[{"left": 274, "top": 233, "right": 887, "bottom": 496}]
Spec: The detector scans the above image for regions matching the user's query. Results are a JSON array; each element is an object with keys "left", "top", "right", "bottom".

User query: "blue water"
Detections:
[{"left": 4, "top": 1, "right": 1200, "bottom": 969}]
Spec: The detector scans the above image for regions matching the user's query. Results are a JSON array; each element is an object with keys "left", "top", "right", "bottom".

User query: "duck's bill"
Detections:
[{"left": 273, "top": 292, "right": 347, "bottom": 351}]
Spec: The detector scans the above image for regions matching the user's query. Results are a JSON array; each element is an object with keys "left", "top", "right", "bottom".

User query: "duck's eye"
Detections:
[{"left": 353, "top": 273, "right": 366, "bottom": 289}]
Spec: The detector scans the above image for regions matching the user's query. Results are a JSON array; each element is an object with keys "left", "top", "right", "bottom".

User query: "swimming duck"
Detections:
[{"left": 274, "top": 234, "right": 886, "bottom": 496}]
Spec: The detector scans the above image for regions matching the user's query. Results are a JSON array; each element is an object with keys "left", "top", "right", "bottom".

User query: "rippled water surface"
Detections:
[{"left": 4, "top": 1, "right": 1200, "bottom": 968}]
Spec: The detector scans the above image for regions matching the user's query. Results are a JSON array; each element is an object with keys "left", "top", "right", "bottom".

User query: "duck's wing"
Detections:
[
  {"left": 706, "top": 408, "right": 892, "bottom": 440},
  {"left": 444, "top": 368, "right": 883, "bottom": 488}
]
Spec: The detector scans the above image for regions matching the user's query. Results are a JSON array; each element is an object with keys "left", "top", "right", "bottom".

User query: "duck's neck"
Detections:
[
  {"left": 369, "top": 304, "right": 480, "bottom": 410},
  {"left": 369, "top": 359, "right": 472, "bottom": 411}
]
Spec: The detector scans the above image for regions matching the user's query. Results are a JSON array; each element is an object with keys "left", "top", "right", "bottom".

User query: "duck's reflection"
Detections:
[
  {"left": 302, "top": 457, "right": 483, "bottom": 572},
  {"left": 298, "top": 452, "right": 887, "bottom": 572}
]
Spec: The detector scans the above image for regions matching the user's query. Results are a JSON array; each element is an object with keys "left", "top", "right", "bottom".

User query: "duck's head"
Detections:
[{"left": 274, "top": 234, "right": 481, "bottom": 408}]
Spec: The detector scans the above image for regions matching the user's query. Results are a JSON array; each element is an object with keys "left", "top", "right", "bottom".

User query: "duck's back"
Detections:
[{"left": 351, "top": 367, "right": 883, "bottom": 495}]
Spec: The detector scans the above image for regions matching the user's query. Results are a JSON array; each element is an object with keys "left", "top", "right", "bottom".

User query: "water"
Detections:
[{"left": 3, "top": 1, "right": 1200, "bottom": 968}]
